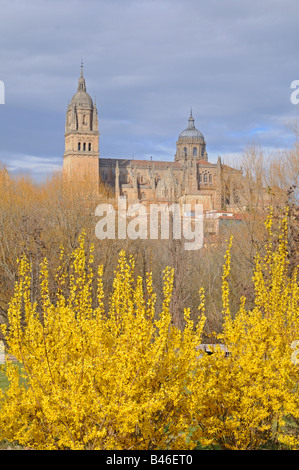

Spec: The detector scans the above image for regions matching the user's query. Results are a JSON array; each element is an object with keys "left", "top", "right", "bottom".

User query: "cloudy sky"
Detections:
[{"left": 1, "top": 0, "right": 299, "bottom": 180}]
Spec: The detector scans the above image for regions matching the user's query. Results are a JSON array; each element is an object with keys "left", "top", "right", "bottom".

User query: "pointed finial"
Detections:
[
  {"left": 77, "top": 60, "right": 86, "bottom": 92},
  {"left": 188, "top": 107, "right": 195, "bottom": 129}
]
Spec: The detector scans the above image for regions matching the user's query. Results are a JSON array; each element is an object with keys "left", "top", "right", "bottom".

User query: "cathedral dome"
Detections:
[
  {"left": 71, "top": 90, "right": 93, "bottom": 108},
  {"left": 178, "top": 110, "right": 204, "bottom": 140},
  {"left": 70, "top": 64, "right": 93, "bottom": 108}
]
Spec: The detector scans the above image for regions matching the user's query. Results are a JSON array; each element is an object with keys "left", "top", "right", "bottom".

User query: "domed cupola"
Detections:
[
  {"left": 70, "top": 65, "right": 93, "bottom": 109},
  {"left": 175, "top": 109, "right": 208, "bottom": 162},
  {"left": 69, "top": 63, "right": 93, "bottom": 109},
  {"left": 65, "top": 63, "right": 98, "bottom": 133},
  {"left": 178, "top": 109, "right": 204, "bottom": 140}
]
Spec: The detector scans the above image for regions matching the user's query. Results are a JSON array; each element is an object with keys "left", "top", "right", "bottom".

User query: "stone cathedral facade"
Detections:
[{"left": 63, "top": 67, "right": 243, "bottom": 212}]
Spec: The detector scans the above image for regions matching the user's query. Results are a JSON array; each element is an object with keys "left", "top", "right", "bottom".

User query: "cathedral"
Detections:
[{"left": 63, "top": 66, "right": 243, "bottom": 212}]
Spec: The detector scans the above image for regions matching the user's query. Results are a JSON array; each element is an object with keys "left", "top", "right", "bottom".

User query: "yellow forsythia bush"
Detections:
[
  {"left": 189, "top": 211, "right": 299, "bottom": 449},
  {"left": 0, "top": 232, "right": 205, "bottom": 450},
  {"left": 0, "top": 210, "right": 298, "bottom": 450}
]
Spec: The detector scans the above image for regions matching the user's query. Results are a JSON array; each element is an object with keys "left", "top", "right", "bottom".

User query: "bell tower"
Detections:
[{"left": 63, "top": 63, "right": 99, "bottom": 189}]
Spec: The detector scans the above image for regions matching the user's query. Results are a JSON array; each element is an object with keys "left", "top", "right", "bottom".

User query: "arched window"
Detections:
[
  {"left": 83, "top": 143, "right": 86, "bottom": 151},
  {"left": 88, "top": 143, "right": 91, "bottom": 151},
  {"left": 78, "top": 142, "right": 81, "bottom": 151},
  {"left": 203, "top": 173, "right": 208, "bottom": 183},
  {"left": 193, "top": 147, "right": 197, "bottom": 156},
  {"left": 121, "top": 173, "right": 126, "bottom": 184},
  {"left": 184, "top": 147, "right": 187, "bottom": 156},
  {"left": 209, "top": 174, "right": 212, "bottom": 183},
  {"left": 199, "top": 174, "right": 202, "bottom": 182}
]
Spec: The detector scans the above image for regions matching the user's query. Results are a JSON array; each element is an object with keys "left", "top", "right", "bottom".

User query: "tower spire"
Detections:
[
  {"left": 77, "top": 60, "right": 86, "bottom": 92},
  {"left": 63, "top": 67, "right": 100, "bottom": 191},
  {"left": 188, "top": 107, "right": 195, "bottom": 129}
]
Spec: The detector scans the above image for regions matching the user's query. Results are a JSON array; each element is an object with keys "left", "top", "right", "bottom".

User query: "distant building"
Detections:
[{"left": 63, "top": 67, "right": 247, "bottom": 212}]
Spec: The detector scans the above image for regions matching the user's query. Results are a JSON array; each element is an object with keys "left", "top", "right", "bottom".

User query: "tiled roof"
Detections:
[{"left": 99, "top": 157, "right": 217, "bottom": 168}]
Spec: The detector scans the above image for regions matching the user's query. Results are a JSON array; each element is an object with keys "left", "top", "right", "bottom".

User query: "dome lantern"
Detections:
[
  {"left": 175, "top": 110, "right": 208, "bottom": 162},
  {"left": 70, "top": 62, "right": 93, "bottom": 109}
]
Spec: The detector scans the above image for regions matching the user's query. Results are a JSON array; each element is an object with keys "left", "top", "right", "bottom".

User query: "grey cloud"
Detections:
[{"left": 0, "top": 0, "right": 299, "bottom": 179}]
